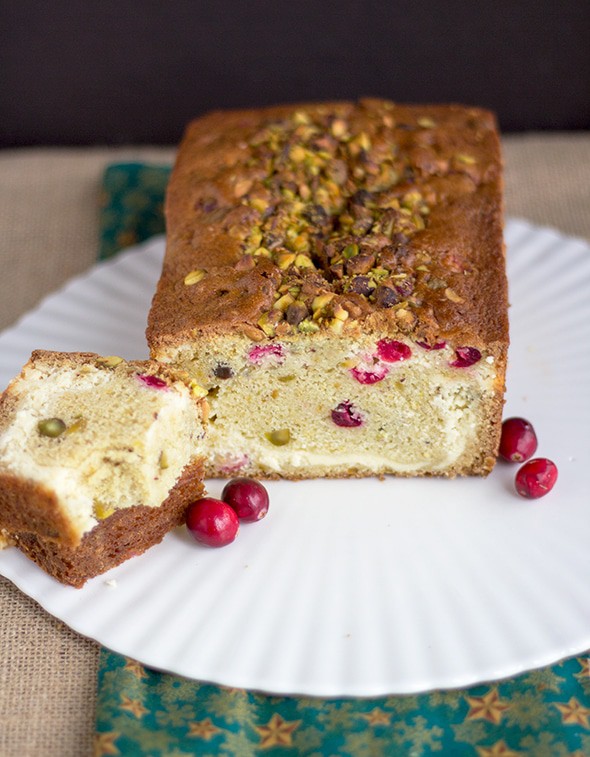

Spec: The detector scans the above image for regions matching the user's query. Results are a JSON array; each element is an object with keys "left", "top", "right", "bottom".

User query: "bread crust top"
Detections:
[{"left": 147, "top": 99, "right": 507, "bottom": 352}]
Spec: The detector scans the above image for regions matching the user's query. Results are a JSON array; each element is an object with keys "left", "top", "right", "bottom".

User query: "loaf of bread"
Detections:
[
  {"left": 0, "top": 350, "right": 206, "bottom": 586},
  {"left": 147, "top": 99, "right": 508, "bottom": 478}
]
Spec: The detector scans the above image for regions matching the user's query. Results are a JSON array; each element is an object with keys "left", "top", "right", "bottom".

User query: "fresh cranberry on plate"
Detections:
[
  {"left": 515, "top": 458, "right": 558, "bottom": 499},
  {"left": 499, "top": 417, "right": 538, "bottom": 463},
  {"left": 222, "top": 478, "right": 270, "bottom": 522},
  {"left": 186, "top": 497, "right": 240, "bottom": 546}
]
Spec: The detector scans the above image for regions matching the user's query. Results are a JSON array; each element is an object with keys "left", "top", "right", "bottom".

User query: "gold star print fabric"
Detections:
[{"left": 95, "top": 651, "right": 590, "bottom": 756}]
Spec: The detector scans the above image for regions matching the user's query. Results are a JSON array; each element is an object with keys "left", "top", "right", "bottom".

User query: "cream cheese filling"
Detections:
[{"left": 209, "top": 406, "right": 470, "bottom": 475}]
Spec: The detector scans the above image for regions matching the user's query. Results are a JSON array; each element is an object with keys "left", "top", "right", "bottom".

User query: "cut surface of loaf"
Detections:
[
  {"left": 0, "top": 351, "right": 206, "bottom": 586},
  {"left": 147, "top": 99, "right": 509, "bottom": 478}
]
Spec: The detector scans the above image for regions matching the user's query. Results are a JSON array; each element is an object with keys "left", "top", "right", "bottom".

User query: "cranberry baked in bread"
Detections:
[
  {"left": 147, "top": 99, "right": 508, "bottom": 478},
  {"left": 0, "top": 351, "right": 206, "bottom": 586}
]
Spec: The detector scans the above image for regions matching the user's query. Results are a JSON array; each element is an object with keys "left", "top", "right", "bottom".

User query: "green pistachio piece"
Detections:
[
  {"left": 455, "top": 153, "right": 476, "bottom": 165},
  {"left": 38, "top": 418, "right": 66, "bottom": 438},
  {"left": 265, "top": 429, "right": 291, "bottom": 446},
  {"left": 297, "top": 319, "right": 320, "bottom": 334},
  {"left": 417, "top": 116, "right": 436, "bottom": 128},
  {"left": 184, "top": 269, "right": 206, "bottom": 286},
  {"left": 342, "top": 243, "right": 359, "bottom": 259}
]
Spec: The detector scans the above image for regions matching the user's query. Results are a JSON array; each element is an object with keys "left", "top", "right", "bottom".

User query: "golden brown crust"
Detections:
[
  {"left": 0, "top": 474, "right": 82, "bottom": 545},
  {"left": 147, "top": 99, "right": 508, "bottom": 354},
  {"left": 5, "top": 458, "right": 205, "bottom": 588},
  {"left": 23, "top": 349, "right": 193, "bottom": 387}
]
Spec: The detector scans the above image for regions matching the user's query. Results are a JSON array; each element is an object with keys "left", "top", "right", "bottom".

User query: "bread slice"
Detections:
[
  {"left": 0, "top": 350, "right": 206, "bottom": 586},
  {"left": 147, "top": 99, "right": 508, "bottom": 478}
]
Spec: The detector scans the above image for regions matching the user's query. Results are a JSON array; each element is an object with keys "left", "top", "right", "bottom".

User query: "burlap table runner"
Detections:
[{"left": 0, "top": 135, "right": 589, "bottom": 756}]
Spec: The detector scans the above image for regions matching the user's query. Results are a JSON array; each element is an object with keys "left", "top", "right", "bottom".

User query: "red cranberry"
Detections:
[
  {"left": 248, "top": 344, "right": 286, "bottom": 365},
  {"left": 222, "top": 478, "right": 269, "bottom": 522},
  {"left": 499, "top": 418, "right": 538, "bottom": 463},
  {"left": 350, "top": 362, "right": 389, "bottom": 384},
  {"left": 449, "top": 347, "right": 481, "bottom": 368},
  {"left": 136, "top": 374, "right": 168, "bottom": 389},
  {"left": 515, "top": 458, "right": 558, "bottom": 499},
  {"left": 185, "top": 498, "right": 239, "bottom": 546},
  {"left": 331, "top": 401, "right": 365, "bottom": 427},
  {"left": 416, "top": 340, "right": 446, "bottom": 350},
  {"left": 376, "top": 339, "right": 412, "bottom": 363}
]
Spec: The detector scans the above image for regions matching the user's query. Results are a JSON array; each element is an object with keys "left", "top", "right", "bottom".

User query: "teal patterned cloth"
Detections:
[
  {"left": 96, "top": 649, "right": 590, "bottom": 756},
  {"left": 96, "top": 163, "right": 590, "bottom": 757},
  {"left": 99, "top": 163, "right": 171, "bottom": 260}
]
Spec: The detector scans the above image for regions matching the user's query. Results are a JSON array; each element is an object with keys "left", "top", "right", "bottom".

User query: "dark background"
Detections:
[{"left": 1, "top": 1, "right": 589, "bottom": 147}]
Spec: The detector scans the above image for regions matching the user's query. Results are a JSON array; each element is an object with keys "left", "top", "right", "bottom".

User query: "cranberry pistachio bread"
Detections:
[
  {"left": 0, "top": 350, "right": 206, "bottom": 587},
  {"left": 147, "top": 99, "right": 508, "bottom": 478}
]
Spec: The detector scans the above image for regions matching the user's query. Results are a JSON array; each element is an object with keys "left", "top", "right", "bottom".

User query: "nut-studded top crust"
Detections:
[{"left": 147, "top": 99, "right": 507, "bottom": 351}]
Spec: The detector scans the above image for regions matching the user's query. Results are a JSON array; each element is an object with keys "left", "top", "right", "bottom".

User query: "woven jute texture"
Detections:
[{"left": 0, "top": 135, "right": 589, "bottom": 756}]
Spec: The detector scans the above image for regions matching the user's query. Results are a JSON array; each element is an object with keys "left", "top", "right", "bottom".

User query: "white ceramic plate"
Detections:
[{"left": 1, "top": 219, "right": 589, "bottom": 697}]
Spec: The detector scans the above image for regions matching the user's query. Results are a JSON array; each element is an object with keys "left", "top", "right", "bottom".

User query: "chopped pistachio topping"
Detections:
[
  {"left": 202, "top": 101, "right": 482, "bottom": 335},
  {"left": 184, "top": 269, "right": 206, "bottom": 286},
  {"left": 312, "top": 293, "right": 335, "bottom": 312},
  {"left": 298, "top": 319, "right": 320, "bottom": 334},
  {"left": 96, "top": 356, "right": 123, "bottom": 368},
  {"left": 445, "top": 287, "right": 464, "bottom": 303},
  {"left": 294, "top": 253, "right": 315, "bottom": 269},
  {"left": 417, "top": 116, "right": 436, "bottom": 128},
  {"left": 257, "top": 312, "right": 277, "bottom": 336},
  {"left": 455, "top": 153, "right": 476, "bottom": 165},
  {"left": 328, "top": 317, "right": 345, "bottom": 334}
]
